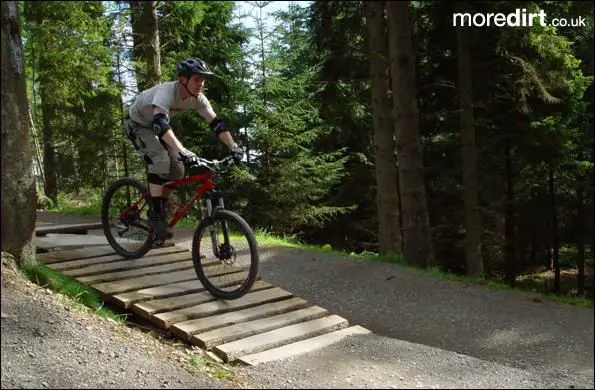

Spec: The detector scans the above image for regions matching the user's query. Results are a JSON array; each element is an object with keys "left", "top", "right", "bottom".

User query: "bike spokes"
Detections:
[
  {"left": 104, "top": 182, "right": 151, "bottom": 253},
  {"left": 193, "top": 210, "right": 259, "bottom": 300}
]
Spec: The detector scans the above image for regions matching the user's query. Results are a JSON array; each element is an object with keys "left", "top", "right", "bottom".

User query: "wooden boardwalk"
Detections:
[{"left": 35, "top": 223, "right": 371, "bottom": 366}]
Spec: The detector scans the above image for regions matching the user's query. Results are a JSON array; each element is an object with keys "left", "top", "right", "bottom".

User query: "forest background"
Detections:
[{"left": 9, "top": 0, "right": 594, "bottom": 301}]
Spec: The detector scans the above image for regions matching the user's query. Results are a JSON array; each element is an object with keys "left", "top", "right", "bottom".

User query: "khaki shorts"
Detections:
[{"left": 123, "top": 115, "right": 184, "bottom": 182}]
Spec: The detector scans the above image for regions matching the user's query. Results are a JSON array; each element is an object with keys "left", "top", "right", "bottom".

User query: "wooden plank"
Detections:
[
  {"left": 113, "top": 280, "right": 211, "bottom": 309},
  {"left": 47, "top": 246, "right": 187, "bottom": 272},
  {"left": 132, "top": 280, "right": 272, "bottom": 318},
  {"left": 91, "top": 262, "right": 242, "bottom": 297},
  {"left": 213, "top": 315, "right": 349, "bottom": 362},
  {"left": 62, "top": 251, "right": 196, "bottom": 278},
  {"left": 171, "top": 297, "right": 309, "bottom": 341},
  {"left": 131, "top": 274, "right": 265, "bottom": 315},
  {"left": 112, "top": 269, "right": 250, "bottom": 309},
  {"left": 37, "top": 245, "right": 117, "bottom": 264},
  {"left": 36, "top": 234, "right": 111, "bottom": 252},
  {"left": 153, "top": 287, "right": 294, "bottom": 329},
  {"left": 91, "top": 269, "right": 198, "bottom": 297},
  {"left": 75, "top": 260, "right": 196, "bottom": 284},
  {"left": 193, "top": 306, "right": 329, "bottom": 349},
  {"left": 35, "top": 222, "right": 103, "bottom": 236},
  {"left": 238, "top": 325, "right": 372, "bottom": 366}
]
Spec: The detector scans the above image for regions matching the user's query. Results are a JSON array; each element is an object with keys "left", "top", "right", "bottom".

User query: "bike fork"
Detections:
[{"left": 205, "top": 195, "right": 230, "bottom": 258}]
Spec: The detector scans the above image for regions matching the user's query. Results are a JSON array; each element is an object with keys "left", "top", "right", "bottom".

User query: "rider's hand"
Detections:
[
  {"left": 229, "top": 144, "right": 244, "bottom": 164},
  {"left": 178, "top": 148, "right": 199, "bottom": 166}
]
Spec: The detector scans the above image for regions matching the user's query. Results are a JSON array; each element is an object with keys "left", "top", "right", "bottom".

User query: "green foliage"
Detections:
[
  {"left": 22, "top": 1, "right": 122, "bottom": 193},
  {"left": 21, "top": 262, "right": 126, "bottom": 322},
  {"left": 305, "top": 0, "right": 379, "bottom": 249},
  {"left": 233, "top": 2, "right": 353, "bottom": 234},
  {"left": 15, "top": 0, "right": 593, "bottom": 300},
  {"left": 51, "top": 188, "right": 103, "bottom": 216}
]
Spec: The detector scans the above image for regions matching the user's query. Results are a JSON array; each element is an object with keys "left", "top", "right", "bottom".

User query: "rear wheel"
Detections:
[
  {"left": 101, "top": 177, "right": 154, "bottom": 258},
  {"left": 192, "top": 209, "right": 259, "bottom": 300}
]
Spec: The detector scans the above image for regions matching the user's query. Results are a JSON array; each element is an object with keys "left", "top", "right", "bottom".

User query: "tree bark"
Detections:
[
  {"left": 504, "top": 140, "right": 516, "bottom": 286},
  {"left": 364, "top": 0, "right": 401, "bottom": 254},
  {"left": 1, "top": 1, "right": 37, "bottom": 267},
  {"left": 143, "top": 1, "right": 161, "bottom": 89},
  {"left": 41, "top": 85, "right": 57, "bottom": 201},
  {"left": 456, "top": 2, "right": 483, "bottom": 277},
  {"left": 129, "top": 1, "right": 161, "bottom": 91},
  {"left": 576, "top": 178, "right": 585, "bottom": 295},
  {"left": 549, "top": 166, "right": 560, "bottom": 294},
  {"left": 386, "top": 1, "right": 434, "bottom": 268},
  {"left": 31, "top": 2, "right": 58, "bottom": 202}
]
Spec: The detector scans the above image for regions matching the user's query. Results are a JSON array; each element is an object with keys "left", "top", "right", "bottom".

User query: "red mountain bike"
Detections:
[{"left": 100, "top": 155, "right": 259, "bottom": 300}]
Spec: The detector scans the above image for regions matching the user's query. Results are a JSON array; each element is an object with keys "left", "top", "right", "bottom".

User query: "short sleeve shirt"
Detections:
[{"left": 128, "top": 81, "right": 213, "bottom": 127}]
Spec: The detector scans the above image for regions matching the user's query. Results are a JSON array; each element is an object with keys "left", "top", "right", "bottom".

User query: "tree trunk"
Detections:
[
  {"left": 129, "top": 1, "right": 151, "bottom": 91},
  {"left": 143, "top": 1, "right": 161, "bottom": 89},
  {"left": 364, "top": 0, "right": 401, "bottom": 254},
  {"left": 33, "top": 3, "right": 58, "bottom": 202},
  {"left": 41, "top": 85, "right": 57, "bottom": 201},
  {"left": 1, "top": 1, "right": 37, "bottom": 267},
  {"left": 592, "top": 114, "right": 595, "bottom": 298},
  {"left": 549, "top": 166, "right": 560, "bottom": 294},
  {"left": 456, "top": 3, "right": 483, "bottom": 276},
  {"left": 386, "top": 1, "right": 434, "bottom": 268},
  {"left": 577, "top": 178, "right": 585, "bottom": 295},
  {"left": 504, "top": 140, "right": 516, "bottom": 286}
]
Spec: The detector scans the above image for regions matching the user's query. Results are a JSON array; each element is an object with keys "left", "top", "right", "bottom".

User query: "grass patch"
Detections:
[
  {"left": 20, "top": 260, "right": 128, "bottom": 323},
  {"left": 187, "top": 355, "right": 208, "bottom": 374},
  {"left": 54, "top": 205, "right": 101, "bottom": 217},
  {"left": 48, "top": 190, "right": 103, "bottom": 217},
  {"left": 186, "top": 353, "right": 234, "bottom": 380}
]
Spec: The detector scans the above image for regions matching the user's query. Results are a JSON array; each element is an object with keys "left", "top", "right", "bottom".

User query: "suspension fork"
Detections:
[{"left": 204, "top": 191, "right": 230, "bottom": 258}]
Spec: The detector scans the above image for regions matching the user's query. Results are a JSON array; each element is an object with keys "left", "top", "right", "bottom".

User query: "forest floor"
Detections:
[
  {"left": 518, "top": 266, "right": 594, "bottom": 296},
  {"left": 1, "top": 211, "right": 593, "bottom": 389}
]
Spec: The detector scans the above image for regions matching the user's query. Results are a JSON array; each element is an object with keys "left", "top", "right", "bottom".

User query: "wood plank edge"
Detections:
[{"left": 237, "top": 325, "right": 372, "bottom": 366}]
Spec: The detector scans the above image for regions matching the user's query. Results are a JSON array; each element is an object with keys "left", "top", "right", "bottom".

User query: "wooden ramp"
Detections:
[
  {"left": 36, "top": 237, "right": 371, "bottom": 365},
  {"left": 36, "top": 222, "right": 104, "bottom": 237}
]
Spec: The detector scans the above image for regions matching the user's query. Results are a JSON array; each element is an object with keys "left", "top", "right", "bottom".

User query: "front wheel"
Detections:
[{"left": 192, "top": 209, "right": 259, "bottom": 300}]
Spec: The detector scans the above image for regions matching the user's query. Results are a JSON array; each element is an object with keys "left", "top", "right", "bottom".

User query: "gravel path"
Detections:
[
  {"left": 1, "top": 254, "right": 240, "bottom": 389},
  {"left": 233, "top": 332, "right": 593, "bottom": 389},
  {"left": 16, "top": 211, "right": 594, "bottom": 389}
]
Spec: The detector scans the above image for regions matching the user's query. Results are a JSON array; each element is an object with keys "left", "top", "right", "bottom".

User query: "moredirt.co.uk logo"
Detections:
[{"left": 453, "top": 8, "right": 587, "bottom": 27}]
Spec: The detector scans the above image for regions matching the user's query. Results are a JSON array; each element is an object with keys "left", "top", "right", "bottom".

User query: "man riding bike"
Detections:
[{"left": 123, "top": 57, "right": 244, "bottom": 240}]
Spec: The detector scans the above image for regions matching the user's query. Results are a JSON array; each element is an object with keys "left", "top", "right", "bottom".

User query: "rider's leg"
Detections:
[
  {"left": 136, "top": 132, "right": 174, "bottom": 239},
  {"left": 160, "top": 143, "right": 184, "bottom": 222},
  {"left": 124, "top": 118, "right": 173, "bottom": 239}
]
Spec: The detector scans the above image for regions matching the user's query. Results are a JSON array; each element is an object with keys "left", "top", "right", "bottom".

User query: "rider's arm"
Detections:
[
  {"left": 197, "top": 97, "right": 237, "bottom": 149},
  {"left": 152, "top": 106, "right": 185, "bottom": 151}
]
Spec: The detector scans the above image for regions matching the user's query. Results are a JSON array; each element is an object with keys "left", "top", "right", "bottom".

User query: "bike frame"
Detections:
[{"left": 118, "top": 168, "right": 224, "bottom": 230}]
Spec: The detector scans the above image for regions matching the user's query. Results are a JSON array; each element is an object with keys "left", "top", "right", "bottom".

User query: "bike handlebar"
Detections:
[
  {"left": 195, "top": 155, "right": 235, "bottom": 168},
  {"left": 186, "top": 154, "right": 236, "bottom": 178}
]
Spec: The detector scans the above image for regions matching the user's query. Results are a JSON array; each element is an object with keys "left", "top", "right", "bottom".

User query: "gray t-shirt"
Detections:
[{"left": 128, "top": 81, "right": 214, "bottom": 127}]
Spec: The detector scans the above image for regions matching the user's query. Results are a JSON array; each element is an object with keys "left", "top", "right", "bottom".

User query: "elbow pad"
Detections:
[
  {"left": 209, "top": 117, "right": 226, "bottom": 137},
  {"left": 152, "top": 113, "right": 171, "bottom": 138}
]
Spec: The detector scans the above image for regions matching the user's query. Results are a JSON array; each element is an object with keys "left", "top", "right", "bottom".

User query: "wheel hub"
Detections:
[{"left": 218, "top": 243, "right": 236, "bottom": 264}]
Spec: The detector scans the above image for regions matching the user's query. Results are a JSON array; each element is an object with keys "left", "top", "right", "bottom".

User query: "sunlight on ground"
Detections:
[{"left": 480, "top": 328, "right": 550, "bottom": 350}]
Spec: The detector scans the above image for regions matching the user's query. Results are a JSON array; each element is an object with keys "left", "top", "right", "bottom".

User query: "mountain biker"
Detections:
[{"left": 123, "top": 57, "right": 244, "bottom": 240}]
